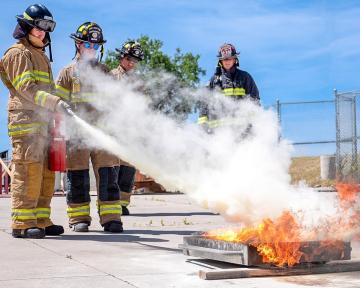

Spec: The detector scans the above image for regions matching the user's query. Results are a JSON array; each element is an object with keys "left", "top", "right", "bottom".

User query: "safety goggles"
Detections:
[
  {"left": 83, "top": 42, "right": 100, "bottom": 50},
  {"left": 34, "top": 19, "right": 56, "bottom": 32}
]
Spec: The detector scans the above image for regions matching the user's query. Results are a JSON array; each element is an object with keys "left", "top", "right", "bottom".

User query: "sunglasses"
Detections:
[
  {"left": 83, "top": 42, "right": 100, "bottom": 50},
  {"left": 34, "top": 19, "right": 56, "bottom": 32}
]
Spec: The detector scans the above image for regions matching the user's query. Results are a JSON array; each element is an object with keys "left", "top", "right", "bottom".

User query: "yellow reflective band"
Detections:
[
  {"left": 36, "top": 207, "right": 51, "bottom": 219},
  {"left": 119, "top": 200, "right": 129, "bottom": 207},
  {"left": 207, "top": 118, "right": 246, "bottom": 129},
  {"left": 67, "top": 205, "right": 90, "bottom": 218},
  {"left": 12, "top": 71, "right": 35, "bottom": 89},
  {"left": 78, "top": 23, "right": 93, "bottom": 34},
  {"left": 34, "top": 91, "right": 49, "bottom": 107},
  {"left": 12, "top": 70, "right": 51, "bottom": 90},
  {"left": 99, "top": 204, "right": 122, "bottom": 216},
  {"left": 71, "top": 92, "right": 96, "bottom": 103},
  {"left": 233, "top": 88, "right": 246, "bottom": 95},
  {"left": 99, "top": 204, "right": 122, "bottom": 209},
  {"left": 208, "top": 119, "right": 223, "bottom": 129},
  {"left": 12, "top": 208, "right": 37, "bottom": 221},
  {"left": 33, "top": 70, "right": 50, "bottom": 77},
  {"left": 71, "top": 99, "right": 95, "bottom": 103},
  {"left": 55, "top": 85, "right": 70, "bottom": 100},
  {"left": 67, "top": 206, "right": 90, "bottom": 212},
  {"left": 100, "top": 210, "right": 122, "bottom": 216},
  {"left": 15, "top": 76, "right": 34, "bottom": 90},
  {"left": 68, "top": 212, "right": 90, "bottom": 217},
  {"left": 23, "top": 12, "right": 34, "bottom": 21},
  {"left": 8, "top": 122, "right": 47, "bottom": 137},
  {"left": 197, "top": 116, "right": 208, "bottom": 124},
  {"left": 223, "top": 88, "right": 246, "bottom": 96},
  {"left": 33, "top": 70, "right": 51, "bottom": 84}
]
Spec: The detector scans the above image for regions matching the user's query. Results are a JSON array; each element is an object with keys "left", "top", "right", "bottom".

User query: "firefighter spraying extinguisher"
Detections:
[
  {"left": 49, "top": 113, "right": 66, "bottom": 172},
  {"left": 0, "top": 3, "right": 77, "bottom": 238}
]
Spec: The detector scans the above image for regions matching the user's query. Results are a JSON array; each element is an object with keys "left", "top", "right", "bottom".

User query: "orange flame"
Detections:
[
  {"left": 336, "top": 182, "right": 360, "bottom": 205},
  {"left": 336, "top": 183, "right": 360, "bottom": 240},
  {"left": 205, "top": 183, "right": 360, "bottom": 266},
  {"left": 206, "top": 211, "right": 303, "bottom": 267}
]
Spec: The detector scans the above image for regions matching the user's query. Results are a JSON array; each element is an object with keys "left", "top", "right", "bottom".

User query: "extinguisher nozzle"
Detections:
[
  {"left": 65, "top": 108, "right": 76, "bottom": 117},
  {"left": 56, "top": 100, "right": 76, "bottom": 117}
]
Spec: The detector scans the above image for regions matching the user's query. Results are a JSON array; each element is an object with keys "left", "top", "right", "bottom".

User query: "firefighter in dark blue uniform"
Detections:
[{"left": 198, "top": 43, "right": 259, "bottom": 132}]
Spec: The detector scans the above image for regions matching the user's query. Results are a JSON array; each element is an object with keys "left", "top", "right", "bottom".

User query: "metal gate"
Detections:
[{"left": 335, "top": 89, "right": 359, "bottom": 182}]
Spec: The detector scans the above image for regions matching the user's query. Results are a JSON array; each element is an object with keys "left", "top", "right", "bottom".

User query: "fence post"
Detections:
[
  {"left": 276, "top": 99, "right": 281, "bottom": 140},
  {"left": 335, "top": 89, "right": 341, "bottom": 180},
  {"left": 351, "top": 94, "right": 358, "bottom": 181}
]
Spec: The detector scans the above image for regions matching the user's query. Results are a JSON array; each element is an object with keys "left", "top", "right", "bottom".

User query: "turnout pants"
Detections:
[
  {"left": 11, "top": 135, "right": 55, "bottom": 230},
  {"left": 117, "top": 160, "right": 136, "bottom": 207},
  {"left": 66, "top": 143, "right": 121, "bottom": 226}
]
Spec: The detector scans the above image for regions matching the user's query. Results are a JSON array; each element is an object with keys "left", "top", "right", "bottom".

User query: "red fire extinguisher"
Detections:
[{"left": 49, "top": 113, "right": 66, "bottom": 172}]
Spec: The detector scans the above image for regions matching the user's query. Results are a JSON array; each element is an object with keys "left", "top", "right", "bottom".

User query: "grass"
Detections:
[{"left": 289, "top": 156, "right": 335, "bottom": 187}]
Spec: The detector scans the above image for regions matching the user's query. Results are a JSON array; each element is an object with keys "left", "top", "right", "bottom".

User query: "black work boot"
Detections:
[
  {"left": 70, "top": 222, "right": 89, "bottom": 232},
  {"left": 103, "top": 221, "right": 123, "bottom": 233},
  {"left": 12, "top": 227, "right": 45, "bottom": 239},
  {"left": 121, "top": 206, "right": 130, "bottom": 216},
  {"left": 45, "top": 224, "right": 64, "bottom": 236}
]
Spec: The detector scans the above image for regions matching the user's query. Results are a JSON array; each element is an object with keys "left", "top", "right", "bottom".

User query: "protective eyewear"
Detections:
[
  {"left": 83, "top": 42, "right": 100, "bottom": 50},
  {"left": 34, "top": 19, "right": 56, "bottom": 32}
]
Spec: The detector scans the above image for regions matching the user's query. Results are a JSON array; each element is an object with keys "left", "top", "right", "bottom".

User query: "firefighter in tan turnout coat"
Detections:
[
  {"left": 55, "top": 22, "right": 123, "bottom": 233},
  {"left": 111, "top": 41, "right": 144, "bottom": 215},
  {"left": 0, "top": 4, "right": 73, "bottom": 238}
]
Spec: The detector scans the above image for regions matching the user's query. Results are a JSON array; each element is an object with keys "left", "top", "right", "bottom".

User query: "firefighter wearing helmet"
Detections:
[
  {"left": 0, "top": 4, "right": 74, "bottom": 238},
  {"left": 112, "top": 40, "right": 144, "bottom": 79},
  {"left": 198, "top": 43, "right": 259, "bottom": 131},
  {"left": 55, "top": 22, "right": 123, "bottom": 233},
  {"left": 111, "top": 40, "right": 144, "bottom": 215}
]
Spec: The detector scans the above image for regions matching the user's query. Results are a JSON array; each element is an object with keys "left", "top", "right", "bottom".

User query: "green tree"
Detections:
[{"left": 104, "top": 35, "right": 206, "bottom": 120}]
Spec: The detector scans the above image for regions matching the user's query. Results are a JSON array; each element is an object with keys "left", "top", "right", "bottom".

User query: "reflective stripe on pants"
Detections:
[{"left": 67, "top": 205, "right": 90, "bottom": 218}]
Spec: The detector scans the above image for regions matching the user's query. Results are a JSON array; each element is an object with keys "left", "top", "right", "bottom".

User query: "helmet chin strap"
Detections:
[
  {"left": 46, "top": 33, "right": 53, "bottom": 62},
  {"left": 25, "top": 33, "right": 53, "bottom": 62},
  {"left": 99, "top": 44, "right": 104, "bottom": 62},
  {"left": 72, "top": 42, "right": 80, "bottom": 60}
]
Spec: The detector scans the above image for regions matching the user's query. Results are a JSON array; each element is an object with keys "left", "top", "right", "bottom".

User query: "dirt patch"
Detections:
[{"left": 290, "top": 156, "right": 335, "bottom": 187}]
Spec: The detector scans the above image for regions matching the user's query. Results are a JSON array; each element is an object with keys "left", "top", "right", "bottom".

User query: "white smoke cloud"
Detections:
[{"left": 64, "top": 63, "right": 359, "bottom": 240}]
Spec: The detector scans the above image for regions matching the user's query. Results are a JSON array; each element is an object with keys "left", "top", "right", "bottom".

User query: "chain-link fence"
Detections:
[
  {"left": 275, "top": 89, "right": 360, "bottom": 183},
  {"left": 335, "top": 90, "right": 360, "bottom": 182},
  {"left": 275, "top": 99, "right": 336, "bottom": 150}
]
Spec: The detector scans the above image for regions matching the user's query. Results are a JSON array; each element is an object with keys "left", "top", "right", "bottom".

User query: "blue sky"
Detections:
[{"left": 1, "top": 0, "right": 360, "bottom": 156}]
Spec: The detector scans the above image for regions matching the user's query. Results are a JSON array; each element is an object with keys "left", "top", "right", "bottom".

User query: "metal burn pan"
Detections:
[{"left": 180, "top": 233, "right": 351, "bottom": 267}]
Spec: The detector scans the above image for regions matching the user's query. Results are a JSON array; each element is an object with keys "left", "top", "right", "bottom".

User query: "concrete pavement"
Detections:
[{"left": 0, "top": 193, "right": 359, "bottom": 288}]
